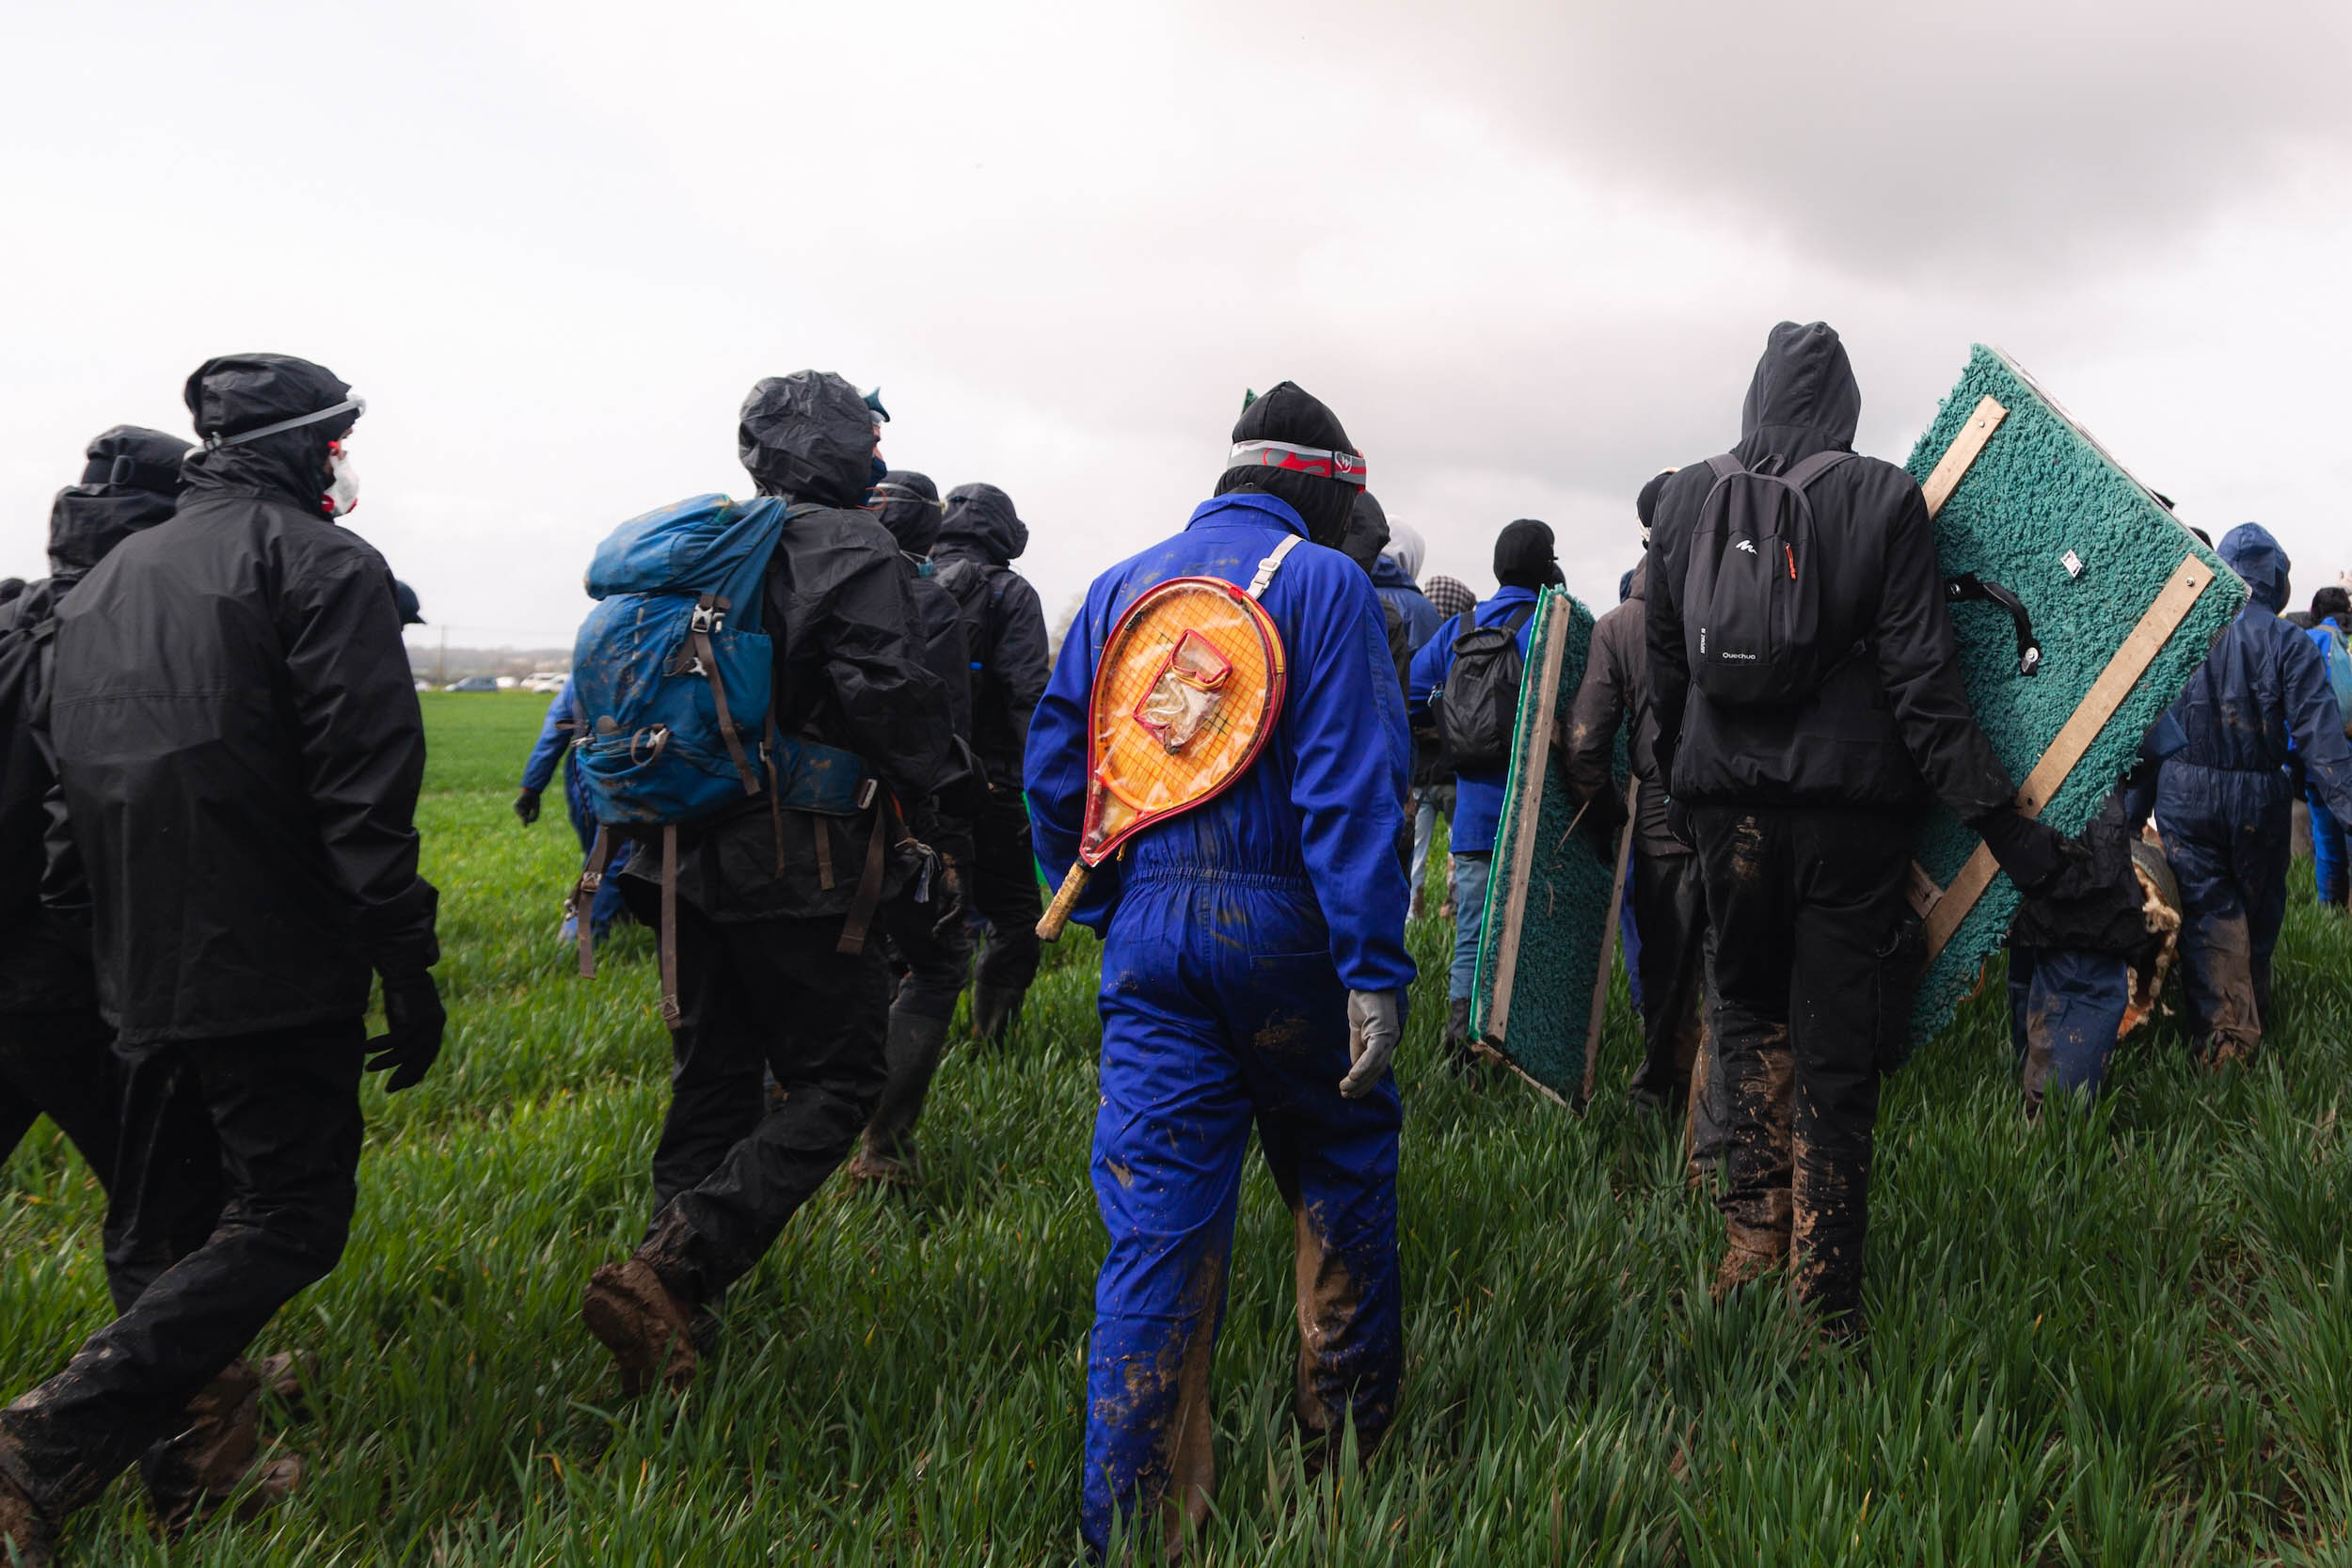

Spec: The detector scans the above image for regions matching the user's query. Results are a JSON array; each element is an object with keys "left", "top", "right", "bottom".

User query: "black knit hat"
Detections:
[
  {"left": 1213, "top": 381, "right": 1360, "bottom": 546},
  {"left": 1494, "top": 518, "right": 1559, "bottom": 590}
]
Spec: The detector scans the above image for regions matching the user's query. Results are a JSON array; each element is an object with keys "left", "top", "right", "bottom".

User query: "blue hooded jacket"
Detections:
[
  {"left": 2157, "top": 522, "right": 2352, "bottom": 831},
  {"left": 1406, "top": 585, "right": 1542, "bottom": 854},
  {"left": 1025, "top": 492, "right": 1414, "bottom": 993},
  {"left": 1370, "top": 553, "right": 1441, "bottom": 655}
]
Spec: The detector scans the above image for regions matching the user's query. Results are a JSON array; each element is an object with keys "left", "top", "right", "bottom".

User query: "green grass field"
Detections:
[{"left": 8, "top": 689, "right": 2352, "bottom": 1564}]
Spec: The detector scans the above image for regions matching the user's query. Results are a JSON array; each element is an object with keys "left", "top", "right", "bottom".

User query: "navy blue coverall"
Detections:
[
  {"left": 1026, "top": 492, "right": 1414, "bottom": 1559},
  {"left": 520, "top": 677, "right": 630, "bottom": 936},
  {"left": 2156, "top": 524, "right": 2352, "bottom": 1057}
]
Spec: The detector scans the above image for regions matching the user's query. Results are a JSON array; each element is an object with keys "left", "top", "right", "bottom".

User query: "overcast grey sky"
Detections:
[{"left": 4, "top": 0, "right": 2347, "bottom": 651}]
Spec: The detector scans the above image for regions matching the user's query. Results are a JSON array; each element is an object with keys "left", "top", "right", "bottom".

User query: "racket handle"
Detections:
[{"left": 1037, "top": 863, "right": 1090, "bottom": 941}]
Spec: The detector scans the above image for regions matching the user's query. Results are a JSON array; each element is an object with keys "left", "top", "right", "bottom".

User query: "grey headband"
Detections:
[{"left": 204, "top": 397, "right": 365, "bottom": 451}]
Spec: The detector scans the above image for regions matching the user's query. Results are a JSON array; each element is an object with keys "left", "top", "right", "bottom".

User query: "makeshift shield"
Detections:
[
  {"left": 1898, "top": 345, "right": 2246, "bottom": 1053},
  {"left": 1036, "top": 538, "right": 1299, "bottom": 938}
]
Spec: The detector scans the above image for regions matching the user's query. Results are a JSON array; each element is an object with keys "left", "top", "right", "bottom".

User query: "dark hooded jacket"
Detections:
[
  {"left": 933, "top": 483, "right": 1048, "bottom": 789},
  {"left": 0, "top": 427, "right": 188, "bottom": 1012},
  {"left": 634, "top": 373, "right": 955, "bottom": 922},
  {"left": 47, "top": 356, "right": 438, "bottom": 1043},
  {"left": 873, "top": 469, "right": 973, "bottom": 744},
  {"left": 1341, "top": 491, "right": 1413, "bottom": 693},
  {"left": 2156, "top": 522, "right": 2352, "bottom": 833},
  {"left": 1561, "top": 557, "right": 1678, "bottom": 855},
  {"left": 1646, "top": 322, "right": 2014, "bottom": 820}
]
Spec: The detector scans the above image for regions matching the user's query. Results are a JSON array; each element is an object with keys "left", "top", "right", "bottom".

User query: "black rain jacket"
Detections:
[
  {"left": 934, "top": 483, "right": 1048, "bottom": 790},
  {"left": 1561, "top": 557, "right": 1680, "bottom": 855},
  {"left": 47, "top": 356, "right": 437, "bottom": 1044},
  {"left": 873, "top": 469, "right": 975, "bottom": 744},
  {"left": 1646, "top": 322, "right": 2014, "bottom": 822},
  {"left": 0, "top": 427, "right": 187, "bottom": 1012},
  {"left": 638, "top": 373, "right": 955, "bottom": 922}
]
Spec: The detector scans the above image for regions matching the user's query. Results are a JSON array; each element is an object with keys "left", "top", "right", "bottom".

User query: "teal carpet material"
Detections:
[
  {"left": 1900, "top": 345, "right": 2246, "bottom": 1050},
  {"left": 1470, "top": 588, "right": 1624, "bottom": 1099}
]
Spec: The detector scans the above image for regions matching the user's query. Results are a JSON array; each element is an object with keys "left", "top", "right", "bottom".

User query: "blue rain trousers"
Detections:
[
  {"left": 1025, "top": 492, "right": 1411, "bottom": 1560},
  {"left": 2007, "top": 947, "right": 2130, "bottom": 1109},
  {"left": 2310, "top": 782, "right": 2348, "bottom": 908}
]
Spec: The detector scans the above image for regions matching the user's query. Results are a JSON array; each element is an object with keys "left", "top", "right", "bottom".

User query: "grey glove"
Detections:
[{"left": 1341, "top": 989, "right": 1403, "bottom": 1099}]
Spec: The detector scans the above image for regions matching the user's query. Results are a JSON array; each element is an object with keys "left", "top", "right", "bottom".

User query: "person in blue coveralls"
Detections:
[
  {"left": 1025, "top": 382, "right": 1414, "bottom": 1560},
  {"left": 1406, "top": 518, "right": 1563, "bottom": 1070},
  {"left": 2157, "top": 523, "right": 2352, "bottom": 1063},
  {"left": 513, "top": 675, "right": 632, "bottom": 944}
]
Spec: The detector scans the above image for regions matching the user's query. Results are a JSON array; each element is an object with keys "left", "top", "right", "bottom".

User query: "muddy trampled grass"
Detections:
[{"left": 8, "top": 690, "right": 2352, "bottom": 1564}]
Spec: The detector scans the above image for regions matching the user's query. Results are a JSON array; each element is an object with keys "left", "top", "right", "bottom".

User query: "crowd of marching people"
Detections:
[{"left": 1, "top": 323, "right": 2348, "bottom": 1562}]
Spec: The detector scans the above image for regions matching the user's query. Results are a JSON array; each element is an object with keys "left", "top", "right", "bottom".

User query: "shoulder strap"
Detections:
[
  {"left": 1245, "top": 533, "right": 1304, "bottom": 600},
  {"left": 1504, "top": 599, "right": 1537, "bottom": 630},
  {"left": 1704, "top": 453, "right": 1743, "bottom": 482},
  {"left": 1783, "top": 449, "right": 1855, "bottom": 490}
]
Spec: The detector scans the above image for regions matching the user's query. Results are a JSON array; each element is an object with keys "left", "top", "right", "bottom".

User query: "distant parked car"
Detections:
[
  {"left": 521, "top": 672, "right": 568, "bottom": 694},
  {"left": 445, "top": 675, "right": 500, "bottom": 692}
]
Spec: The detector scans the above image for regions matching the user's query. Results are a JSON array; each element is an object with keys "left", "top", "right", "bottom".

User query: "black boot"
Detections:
[
  {"left": 848, "top": 1010, "right": 952, "bottom": 1187},
  {"left": 970, "top": 986, "right": 1024, "bottom": 1047}
]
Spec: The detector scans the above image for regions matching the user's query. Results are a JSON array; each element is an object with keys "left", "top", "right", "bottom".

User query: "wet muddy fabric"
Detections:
[
  {"left": 0, "top": 1022, "right": 361, "bottom": 1518},
  {"left": 1696, "top": 805, "right": 1913, "bottom": 1323},
  {"left": 1083, "top": 872, "right": 1404, "bottom": 1560},
  {"left": 2008, "top": 947, "right": 2129, "bottom": 1108},
  {"left": 1629, "top": 847, "right": 1708, "bottom": 1109},
  {"left": 0, "top": 1008, "right": 119, "bottom": 1190},
  {"left": 968, "top": 787, "right": 1041, "bottom": 1009},
  {"left": 2162, "top": 803, "right": 2284, "bottom": 1058},
  {"left": 623, "top": 883, "right": 886, "bottom": 1306}
]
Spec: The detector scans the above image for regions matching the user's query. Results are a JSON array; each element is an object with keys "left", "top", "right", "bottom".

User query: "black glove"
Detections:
[
  {"left": 513, "top": 787, "right": 542, "bottom": 826},
  {"left": 367, "top": 971, "right": 447, "bottom": 1092},
  {"left": 1976, "top": 806, "right": 2068, "bottom": 895},
  {"left": 1664, "top": 798, "right": 1694, "bottom": 851}
]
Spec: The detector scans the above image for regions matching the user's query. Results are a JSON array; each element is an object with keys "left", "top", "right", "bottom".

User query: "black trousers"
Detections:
[
  {"left": 0, "top": 1006, "right": 119, "bottom": 1196},
  {"left": 1694, "top": 806, "right": 1912, "bottom": 1321},
  {"left": 0, "top": 1022, "right": 363, "bottom": 1518},
  {"left": 865, "top": 886, "right": 976, "bottom": 1162},
  {"left": 969, "top": 786, "right": 1041, "bottom": 1000},
  {"left": 625, "top": 884, "right": 889, "bottom": 1307},
  {"left": 1628, "top": 848, "right": 1708, "bottom": 1109}
]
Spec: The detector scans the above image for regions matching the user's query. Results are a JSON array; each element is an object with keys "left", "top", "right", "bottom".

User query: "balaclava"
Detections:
[
  {"left": 1493, "top": 518, "right": 1560, "bottom": 590},
  {"left": 1338, "top": 491, "right": 1391, "bottom": 576},
  {"left": 1213, "top": 381, "right": 1363, "bottom": 546}
]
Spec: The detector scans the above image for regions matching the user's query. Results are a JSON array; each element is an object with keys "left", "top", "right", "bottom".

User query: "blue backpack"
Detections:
[{"left": 567, "top": 494, "right": 880, "bottom": 1007}]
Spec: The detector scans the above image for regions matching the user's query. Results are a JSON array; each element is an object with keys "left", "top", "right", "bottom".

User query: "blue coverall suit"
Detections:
[
  {"left": 521, "top": 676, "right": 631, "bottom": 936},
  {"left": 1405, "top": 586, "right": 1540, "bottom": 1002},
  {"left": 1026, "top": 492, "right": 1414, "bottom": 1559},
  {"left": 2297, "top": 621, "right": 2351, "bottom": 906},
  {"left": 2156, "top": 524, "right": 2352, "bottom": 1055}
]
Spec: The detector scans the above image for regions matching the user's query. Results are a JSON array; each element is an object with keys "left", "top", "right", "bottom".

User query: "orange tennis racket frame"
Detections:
[{"left": 1036, "top": 544, "right": 1298, "bottom": 940}]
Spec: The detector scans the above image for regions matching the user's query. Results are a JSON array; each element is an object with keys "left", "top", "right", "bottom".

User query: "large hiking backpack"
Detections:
[
  {"left": 1680, "top": 449, "right": 1855, "bottom": 705},
  {"left": 1435, "top": 600, "right": 1537, "bottom": 773},
  {"left": 568, "top": 494, "right": 883, "bottom": 1016},
  {"left": 2308, "top": 622, "right": 2352, "bottom": 729}
]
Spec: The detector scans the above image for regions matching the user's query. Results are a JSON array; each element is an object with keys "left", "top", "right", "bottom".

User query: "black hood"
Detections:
[
  {"left": 1338, "top": 490, "right": 1391, "bottom": 575},
  {"left": 49, "top": 425, "right": 190, "bottom": 585},
  {"left": 872, "top": 469, "right": 945, "bottom": 556},
  {"left": 939, "top": 483, "right": 1029, "bottom": 565},
  {"left": 1212, "top": 381, "right": 1359, "bottom": 546},
  {"left": 739, "top": 371, "right": 876, "bottom": 508},
  {"left": 1494, "top": 517, "right": 1561, "bottom": 590},
  {"left": 182, "top": 353, "right": 356, "bottom": 509},
  {"left": 1737, "top": 321, "right": 1861, "bottom": 465}
]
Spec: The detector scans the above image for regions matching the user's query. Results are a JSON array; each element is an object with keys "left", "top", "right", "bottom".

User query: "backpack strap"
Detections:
[
  {"left": 1783, "top": 450, "right": 1855, "bottom": 490},
  {"left": 834, "top": 799, "right": 896, "bottom": 956},
  {"left": 658, "top": 824, "right": 681, "bottom": 1030},
  {"left": 1245, "top": 533, "right": 1305, "bottom": 599},
  {"left": 1704, "top": 453, "right": 1743, "bottom": 482},
  {"left": 571, "top": 826, "right": 614, "bottom": 979}
]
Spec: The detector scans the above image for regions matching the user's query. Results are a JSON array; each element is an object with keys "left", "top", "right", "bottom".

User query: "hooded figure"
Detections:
[
  {"left": 2, "top": 356, "right": 441, "bottom": 1560},
  {"left": 0, "top": 425, "right": 187, "bottom": 1188},
  {"left": 1642, "top": 322, "right": 2063, "bottom": 1335},
  {"left": 580, "top": 373, "right": 954, "bottom": 1402},
  {"left": 846, "top": 468, "right": 983, "bottom": 1186},
  {"left": 1026, "top": 382, "right": 1410, "bottom": 1560},
  {"left": 1406, "top": 517, "right": 1558, "bottom": 1061},
  {"left": 1341, "top": 491, "right": 1413, "bottom": 692},
  {"left": 930, "top": 480, "right": 1050, "bottom": 1042},
  {"left": 1371, "top": 520, "right": 1440, "bottom": 654},
  {"left": 2155, "top": 523, "right": 2352, "bottom": 1060}
]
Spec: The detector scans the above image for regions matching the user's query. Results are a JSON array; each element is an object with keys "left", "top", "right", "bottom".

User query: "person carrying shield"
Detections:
[{"left": 1025, "top": 382, "right": 1414, "bottom": 1561}]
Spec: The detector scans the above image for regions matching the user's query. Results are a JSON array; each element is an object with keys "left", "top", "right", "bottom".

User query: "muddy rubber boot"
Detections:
[
  {"left": 581, "top": 1258, "right": 700, "bottom": 1397},
  {"left": 1710, "top": 1223, "right": 1788, "bottom": 1302},
  {"left": 850, "top": 1011, "right": 950, "bottom": 1187},
  {"left": 970, "top": 986, "right": 1023, "bottom": 1047},
  {"left": 0, "top": 1459, "right": 55, "bottom": 1568},
  {"left": 249, "top": 1353, "right": 314, "bottom": 1422},
  {"left": 142, "top": 1358, "right": 305, "bottom": 1536}
]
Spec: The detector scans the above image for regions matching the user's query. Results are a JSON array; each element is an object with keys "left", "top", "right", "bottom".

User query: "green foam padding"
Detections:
[
  {"left": 1469, "top": 588, "right": 1626, "bottom": 1100},
  {"left": 1899, "top": 345, "right": 2246, "bottom": 1050}
]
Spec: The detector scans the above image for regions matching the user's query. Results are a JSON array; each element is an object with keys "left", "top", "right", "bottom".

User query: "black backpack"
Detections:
[
  {"left": 1680, "top": 449, "right": 1854, "bottom": 705},
  {"left": 1436, "top": 600, "right": 1536, "bottom": 772},
  {"left": 933, "top": 556, "right": 997, "bottom": 682}
]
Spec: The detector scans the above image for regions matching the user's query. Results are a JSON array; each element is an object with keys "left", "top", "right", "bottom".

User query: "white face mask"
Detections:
[{"left": 323, "top": 442, "right": 359, "bottom": 517}]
